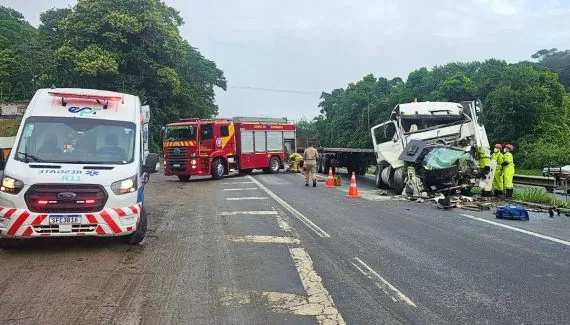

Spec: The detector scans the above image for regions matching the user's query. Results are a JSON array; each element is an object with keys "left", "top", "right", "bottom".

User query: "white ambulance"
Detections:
[{"left": 0, "top": 88, "right": 159, "bottom": 248}]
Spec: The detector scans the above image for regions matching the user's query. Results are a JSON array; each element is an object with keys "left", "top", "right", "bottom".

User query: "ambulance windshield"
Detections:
[
  {"left": 15, "top": 116, "right": 136, "bottom": 165},
  {"left": 165, "top": 125, "right": 197, "bottom": 141}
]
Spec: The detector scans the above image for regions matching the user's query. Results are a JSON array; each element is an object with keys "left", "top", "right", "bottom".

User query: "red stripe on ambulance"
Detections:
[
  {"left": 113, "top": 208, "right": 127, "bottom": 217},
  {"left": 100, "top": 211, "right": 121, "bottom": 234},
  {"left": 7, "top": 211, "right": 30, "bottom": 236}
]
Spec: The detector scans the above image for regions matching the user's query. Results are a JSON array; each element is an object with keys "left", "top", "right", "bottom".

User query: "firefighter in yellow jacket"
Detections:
[
  {"left": 288, "top": 153, "right": 303, "bottom": 173},
  {"left": 502, "top": 144, "right": 515, "bottom": 198},
  {"left": 491, "top": 144, "right": 504, "bottom": 197}
]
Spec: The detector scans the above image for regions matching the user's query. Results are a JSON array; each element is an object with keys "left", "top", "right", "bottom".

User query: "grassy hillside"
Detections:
[{"left": 0, "top": 119, "right": 21, "bottom": 137}]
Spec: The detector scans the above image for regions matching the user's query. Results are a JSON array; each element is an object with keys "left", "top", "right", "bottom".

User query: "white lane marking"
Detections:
[
  {"left": 223, "top": 188, "right": 258, "bottom": 191},
  {"left": 220, "top": 211, "right": 278, "bottom": 216},
  {"left": 276, "top": 215, "right": 294, "bottom": 233},
  {"left": 226, "top": 197, "right": 268, "bottom": 201},
  {"left": 248, "top": 176, "right": 331, "bottom": 238},
  {"left": 460, "top": 214, "right": 570, "bottom": 247},
  {"left": 352, "top": 258, "right": 417, "bottom": 308},
  {"left": 225, "top": 235, "right": 300, "bottom": 244},
  {"left": 220, "top": 289, "right": 339, "bottom": 319},
  {"left": 222, "top": 181, "right": 255, "bottom": 184},
  {"left": 290, "top": 247, "right": 346, "bottom": 324}
]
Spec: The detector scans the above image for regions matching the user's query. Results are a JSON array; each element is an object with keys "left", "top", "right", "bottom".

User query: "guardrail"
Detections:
[{"left": 513, "top": 174, "right": 557, "bottom": 192}]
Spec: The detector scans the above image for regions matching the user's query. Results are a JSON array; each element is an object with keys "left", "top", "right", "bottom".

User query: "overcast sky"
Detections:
[{"left": 2, "top": 0, "right": 569, "bottom": 121}]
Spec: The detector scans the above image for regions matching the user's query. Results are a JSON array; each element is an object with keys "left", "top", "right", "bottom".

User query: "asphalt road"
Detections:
[{"left": 0, "top": 169, "right": 568, "bottom": 324}]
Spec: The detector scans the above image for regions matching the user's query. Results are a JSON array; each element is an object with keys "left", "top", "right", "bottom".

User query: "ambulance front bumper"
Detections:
[{"left": 0, "top": 204, "right": 141, "bottom": 239}]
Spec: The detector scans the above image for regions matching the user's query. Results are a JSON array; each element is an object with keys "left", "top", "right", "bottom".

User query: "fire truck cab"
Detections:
[{"left": 163, "top": 117, "right": 296, "bottom": 181}]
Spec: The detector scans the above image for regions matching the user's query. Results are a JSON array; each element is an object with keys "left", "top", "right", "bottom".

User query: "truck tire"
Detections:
[
  {"left": 318, "top": 159, "right": 324, "bottom": 173},
  {"left": 393, "top": 168, "right": 405, "bottom": 195},
  {"left": 212, "top": 159, "right": 225, "bottom": 179},
  {"left": 375, "top": 165, "right": 389, "bottom": 189},
  {"left": 121, "top": 206, "right": 147, "bottom": 245},
  {"left": 177, "top": 175, "right": 190, "bottom": 182},
  {"left": 0, "top": 238, "right": 18, "bottom": 249},
  {"left": 269, "top": 157, "right": 280, "bottom": 174}
]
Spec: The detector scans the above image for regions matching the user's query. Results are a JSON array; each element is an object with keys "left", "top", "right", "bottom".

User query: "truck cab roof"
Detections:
[{"left": 395, "top": 102, "right": 464, "bottom": 118}]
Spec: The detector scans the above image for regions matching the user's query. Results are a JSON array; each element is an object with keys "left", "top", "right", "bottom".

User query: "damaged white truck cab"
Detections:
[
  {"left": 371, "top": 100, "right": 490, "bottom": 194},
  {"left": 0, "top": 88, "right": 159, "bottom": 248}
]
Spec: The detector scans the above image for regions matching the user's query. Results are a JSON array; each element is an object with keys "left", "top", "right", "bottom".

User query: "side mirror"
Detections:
[
  {"left": 0, "top": 149, "right": 7, "bottom": 170},
  {"left": 144, "top": 153, "right": 159, "bottom": 174}
]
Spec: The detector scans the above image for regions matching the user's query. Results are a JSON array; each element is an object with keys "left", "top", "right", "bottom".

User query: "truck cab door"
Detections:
[
  {"left": 199, "top": 123, "right": 215, "bottom": 158},
  {"left": 371, "top": 121, "right": 404, "bottom": 168}
]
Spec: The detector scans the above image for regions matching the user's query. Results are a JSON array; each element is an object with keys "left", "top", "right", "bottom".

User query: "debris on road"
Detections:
[{"left": 495, "top": 205, "right": 529, "bottom": 221}]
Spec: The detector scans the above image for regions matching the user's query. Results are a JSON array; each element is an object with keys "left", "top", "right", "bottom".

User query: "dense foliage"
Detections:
[
  {"left": 0, "top": 2, "right": 226, "bottom": 151},
  {"left": 304, "top": 56, "right": 570, "bottom": 169}
]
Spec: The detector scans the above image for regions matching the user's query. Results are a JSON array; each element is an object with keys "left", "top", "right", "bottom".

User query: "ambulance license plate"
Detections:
[{"left": 49, "top": 215, "right": 82, "bottom": 225}]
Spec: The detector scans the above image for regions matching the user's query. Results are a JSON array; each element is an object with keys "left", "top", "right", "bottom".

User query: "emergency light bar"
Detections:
[{"left": 49, "top": 91, "right": 123, "bottom": 109}]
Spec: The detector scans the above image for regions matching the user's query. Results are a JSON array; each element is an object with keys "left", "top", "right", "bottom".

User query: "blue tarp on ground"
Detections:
[{"left": 495, "top": 205, "right": 529, "bottom": 221}]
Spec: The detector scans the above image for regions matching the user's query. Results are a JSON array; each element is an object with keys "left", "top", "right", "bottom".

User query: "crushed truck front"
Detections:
[{"left": 371, "top": 100, "right": 490, "bottom": 193}]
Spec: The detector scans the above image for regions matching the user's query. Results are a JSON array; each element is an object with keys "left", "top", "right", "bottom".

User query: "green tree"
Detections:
[
  {"left": 533, "top": 48, "right": 570, "bottom": 90},
  {"left": 34, "top": 0, "right": 226, "bottom": 151}
]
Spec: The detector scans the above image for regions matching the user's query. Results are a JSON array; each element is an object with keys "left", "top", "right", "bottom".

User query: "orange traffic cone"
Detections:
[
  {"left": 346, "top": 172, "right": 360, "bottom": 198},
  {"left": 325, "top": 167, "right": 335, "bottom": 188}
]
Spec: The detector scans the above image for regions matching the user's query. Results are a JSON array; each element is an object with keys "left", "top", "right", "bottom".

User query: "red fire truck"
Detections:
[{"left": 162, "top": 117, "right": 296, "bottom": 181}]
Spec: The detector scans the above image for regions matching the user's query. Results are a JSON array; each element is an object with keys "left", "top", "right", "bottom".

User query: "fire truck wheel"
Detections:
[
  {"left": 269, "top": 157, "right": 281, "bottom": 174},
  {"left": 212, "top": 158, "right": 225, "bottom": 180},
  {"left": 0, "top": 238, "right": 19, "bottom": 249},
  {"left": 122, "top": 206, "right": 147, "bottom": 245},
  {"left": 177, "top": 175, "right": 190, "bottom": 182}
]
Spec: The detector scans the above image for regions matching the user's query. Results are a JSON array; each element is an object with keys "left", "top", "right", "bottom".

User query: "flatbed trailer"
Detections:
[{"left": 296, "top": 139, "right": 375, "bottom": 175}]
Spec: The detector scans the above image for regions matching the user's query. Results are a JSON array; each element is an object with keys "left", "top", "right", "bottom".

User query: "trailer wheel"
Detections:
[
  {"left": 121, "top": 206, "right": 147, "bottom": 245},
  {"left": 212, "top": 159, "right": 225, "bottom": 179},
  {"left": 177, "top": 175, "right": 190, "bottom": 182}
]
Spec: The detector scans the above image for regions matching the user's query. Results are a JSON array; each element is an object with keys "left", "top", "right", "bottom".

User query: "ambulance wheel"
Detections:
[
  {"left": 122, "top": 207, "right": 147, "bottom": 245},
  {"left": 212, "top": 159, "right": 225, "bottom": 180},
  {"left": 177, "top": 175, "right": 190, "bottom": 182},
  {"left": 0, "top": 238, "right": 18, "bottom": 249},
  {"left": 269, "top": 157, "right": 280, "bottom": 174}
]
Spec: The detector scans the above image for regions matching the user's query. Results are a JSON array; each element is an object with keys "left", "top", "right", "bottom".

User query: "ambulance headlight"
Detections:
[
  {"left": 111, "top": 175, "right": 137, "bottom": 195},
  {"left": 1, "top": 176, "right": 24, "bottom": 195}
]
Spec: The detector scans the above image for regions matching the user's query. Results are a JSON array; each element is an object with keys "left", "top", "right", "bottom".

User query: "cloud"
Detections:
[{"left": 1, "top": 0, "right": 569, "bottom": 120}]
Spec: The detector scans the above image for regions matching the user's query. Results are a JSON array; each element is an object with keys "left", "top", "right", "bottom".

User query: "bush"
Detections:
[{"left": 514, "top": 188, "right": 568, "bottom": 207}]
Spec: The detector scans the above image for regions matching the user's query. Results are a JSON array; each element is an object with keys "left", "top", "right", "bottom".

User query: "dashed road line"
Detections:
[
  {"left": 226, "top": 197, "right": 268, "bottom": 201},
  {"left": 248, "top": 176, "right": 331, "bottom": 238},
  {"left": 223, "top": 188, "right": 259, "bottom": 191},
  {"left": 351, "top": 257, "right": 417, "bottom": 307},
  {"left": 290, "top": 247, "right": 346, "bottom": 324},
  {"left": 460, "top": 214, "right": 570, "bottom": 247},
  {"left": 225, "top": 235, "right": 300, "bottom": 244},
  {"left": 222, "top": 181, "right": 255, "bottom": 184},
  {"left": 220, "top": 211, "right": 278, "bottom": 216}
]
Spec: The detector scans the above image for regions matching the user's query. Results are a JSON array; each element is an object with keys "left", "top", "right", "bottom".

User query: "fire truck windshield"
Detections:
[{"left": 165, "top": 125, "right": 197, "bottom": 141}]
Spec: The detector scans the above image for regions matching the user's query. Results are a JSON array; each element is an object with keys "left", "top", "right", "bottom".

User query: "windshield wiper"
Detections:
[{"left": 17, "top": 151, "right": 45, "bottom": 163}]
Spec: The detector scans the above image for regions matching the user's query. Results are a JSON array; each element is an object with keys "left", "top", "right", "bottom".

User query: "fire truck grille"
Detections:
[
  {"left": 167, "top": 147, "right": 187, "bottom": 171},
  {"left": 25, "top": 184, "right": 108, "bottom": 213}
]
